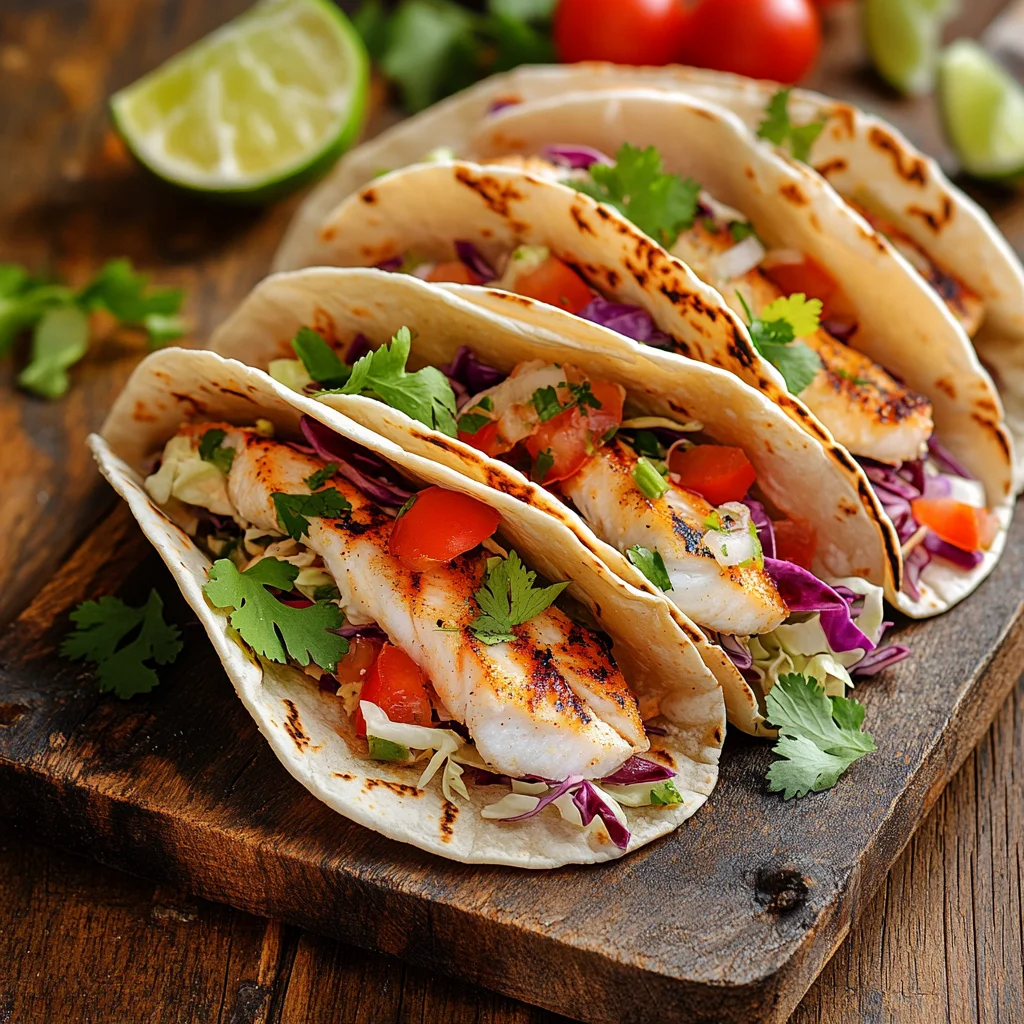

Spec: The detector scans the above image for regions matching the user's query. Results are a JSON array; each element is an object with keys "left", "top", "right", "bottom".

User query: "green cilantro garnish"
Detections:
[
  {"left": 61, "top": 590, "right": 182, "bottom": 698},
  {"left": 626, "top": 545, "right": 673, "bottom": 592},
  {"left": 272, "top": 488, "right": 352, "bottom": 540},
  {"left": 319, "top": 326, "right": 458, "bottom": 438},
  {"left": 570, "top": 143, "right": 702, "bottom": 247},
  {"left": 203, "top": 558, "right": 349, "bottom": 672},
  {"left": 737, "top": 291, "right": 822, "bottom": 395},
  {"left": 757, "top": 89, "right": 826, "bottom": 164},
  {"left": 531, "top": 385, "right": 564, "bottom": 422},
  {"left": 3, "top": 257, "right": 185, "bottom": 399},
  {"left": 531, "top": 380, "right": 602, "bottom": 423},
  {"left": 469, "top": 550, "right": 570, "bottom": 644},
  {"left": 198, "top": 428, "right": 235, "bottom": 475},
  {"left": 765, "top": 673, "right": 876, "bottom": 799},
  {"left": 457, "top": 395, "right": 493, "bottom": 435},
  {"left": 532, "top": 448, "right": 554, "bottom": 483},
  {"left": 632, "top": 457, "right": 669, "bottom": 501},
  {"left": 630, "top": 429, "right": 664, "bottom": 459},
  {"left": 291, "top": 326, "right": 351, "bottom": 388},
  {"left": 313, "top": 584, "right": 341, "bottom": 603},
  {"left": 729, "top": 220, "right": 756, "bottom": 242},
  {"left": 305, "top": 462, "right": 339, "bottom": 491},
  {"left": 835, "top": 368, "right": 873, "bottom": 388},
  {"left": 649, "top": 780, "right": 683, "bottom": 806}
]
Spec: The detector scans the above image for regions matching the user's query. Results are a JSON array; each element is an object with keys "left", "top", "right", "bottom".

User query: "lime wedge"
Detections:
[
  {"left": 939, "top": 40, "right": 1024, "bottom": 180},
  {"left": 864, "top": 0, "right": 956, "bottom": 96},
  {"left": 110, "top": 0, "right": 368, "bottom": 202}
]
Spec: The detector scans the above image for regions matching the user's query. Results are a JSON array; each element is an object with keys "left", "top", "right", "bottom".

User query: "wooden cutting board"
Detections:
[{"left": 2, "top": 497, "right": 1022, "bottom": 1024}]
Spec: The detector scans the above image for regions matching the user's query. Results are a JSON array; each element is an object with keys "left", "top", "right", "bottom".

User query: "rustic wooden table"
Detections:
[{"left": 1, "top": 1, "right": 1022, "bottom": 1021}]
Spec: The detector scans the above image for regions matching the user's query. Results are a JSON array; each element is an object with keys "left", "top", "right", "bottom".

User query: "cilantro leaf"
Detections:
[
  {"left": 629, "top": 430, "right": 664, "bottom": 459},
  {"left": 457, "top": 409, "right": 493, "bottom": 435},
  {"left": 626, "top": 545, "right": 673, "bottom": 592},
  {"left": 571, "top": 143, "right": 701, "bottom": 247},
  {"left": 324, "top": 326, "right": 458, "bottom": 437},
  {"left": 305, "top": 462, "right": 339, "bottom": 491},
  {"left": 532, "top": 385, "right": 564, "bottom": 422},
  {"left": 757, "top": 89, "right": 826, "bottom": 164},
  {"left": 1, "top": 280, "right": 73, "bottom": 357},
  {"left": 272, "top": 488, "right": 352, "bottom": 540},
  {"left": 198, "top": 428, "right": 235, "bottom": 475},
  {"left": 469, "top": 550, "right": 570, "bottom": 644},
  {"left": 203, "top": 558, "right": 349, "bottom": 671},
  {"left": 531, "top": 380, "right": 602, "bottom": 423},
  {"left": 78, "top": 258, "right": 185, "bottom": 348},
  {"left": 761, "top": 294, "right": 822, "bottom": 338},
  {"left": 765, "top": 673, "right": 875, "bottom": 799},
  {"left": 291, "top": 326, "right": 350, "bottom": 388},
  {"left": 17, "top": 305, "right": 90, "bottom": 399},
  {"left": 737, "top": 291, "right": 822, "bottom": 395},
  {"left": 61, "top": 590, "right": 182, "bottom": 698},
  {"left": 532, "top": 448, "right": 554, "bottom": 483},
  {"left": 729, "top": 220, "right": 756, "bottom": 242}
]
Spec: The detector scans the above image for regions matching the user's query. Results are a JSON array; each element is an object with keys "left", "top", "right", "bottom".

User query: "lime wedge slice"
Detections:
[
  {"left": 939, "top": 40, "right": 1024, "bottom": 180},
  {"left": 864, "top": 0, "right": 956, "bottom": 96},
  {"left": 110, "top": 0, "right": 368, "bottom": 202}
]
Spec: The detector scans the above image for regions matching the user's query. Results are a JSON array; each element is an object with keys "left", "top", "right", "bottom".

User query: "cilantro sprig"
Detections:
[
  {"left": 292, "top": 327, "right": 351, "bottom": 388},
  {"left": 198, "top": 428, "right": 235, "bottom": 475},
  {"left": 737, "top": 291, "right": 822, "bottom": 395},
  {"left": 570, "top": 143, "right": 702, "bottom": 247},
  {"left": 272, "top": 488, "right": 352, "bottom": 541},
  {"left": 531, "top": 380, "right": 602, "bottom": 422},
  {"left": 2, "top": 257, "right": 185, "bottom": 399},
  {"left": 757, "top": 89, "right": 826, "bottom": 164},
  {"left": 203, "top": 558, "right": 349, "bottom": 672},
  {"left": 457, "top": 395, "right": 493, "bottom": 435},
  {"left": 61, "top": 590, "right": 182, "bottom": 698},
  {"left": 318, "top": 326, "right": 458, "bottom": 438},
  {"left": 469, "top": 550, "right": 570, "bottom": 644},
  {"left": 765, "top": 673, "right": 876, "bottom": 799},
  {"left": 305, "top": 463, "right": 339, "bottom": 491},
  {"left": 626, "top": 545, "right": 673, "bottom": 592}
]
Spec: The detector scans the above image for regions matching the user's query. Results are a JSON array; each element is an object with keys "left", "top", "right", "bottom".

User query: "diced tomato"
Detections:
[
  {"left": 773, "top": 519, "right": 817, "bottom": 569},
  {"left": 668, "top": 445, "right": 757, "bottom": 505},
  {"left": 458, "top": 418, "right": 503, "bottom": 456},
  {"left": 353, "top": 644, "right": 433, "bottom": 736},
  {"left": 761, "top": 252, "right": 837, "bottom": 312},
  {"left": 389, "top": 485, "right": 501, "bottom": 570},
  {"left": 584, "top": 378, "right": 626, "bottom": 441},
  {"left": 911, "top": 498, "right": 996, "bottom": 552},
  {"left": 426, "top": 261, "right": 480, "bottom": 284},
  {"left": 511, "top": 256, "right": 593, "bottom": 314},
  {"left": 334, "top": 635, "right": 385, "bottom": 689}
]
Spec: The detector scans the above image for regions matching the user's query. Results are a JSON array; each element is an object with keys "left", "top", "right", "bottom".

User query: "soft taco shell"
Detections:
[{"left": 92, "top": 347, "right": 725, "bottom": 866}]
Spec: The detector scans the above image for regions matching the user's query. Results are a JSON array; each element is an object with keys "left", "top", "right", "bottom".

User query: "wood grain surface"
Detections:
[{"left": 1, "top": 0, "right": 1022, "bottom": 1022}]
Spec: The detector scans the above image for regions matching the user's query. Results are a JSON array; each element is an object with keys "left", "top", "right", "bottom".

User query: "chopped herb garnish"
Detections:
[
  {"left": 305, "top": 462, "right": 339, "bottom": 491},
  {"left": 737, "top": 291, "right": 822, "bottom": 395},
  {"left": 458, "top": 395, "right": 494, "bottom": 435},
  {"left": 203, "top": 558, "right": 349, "bottom": 672},
  {"left": 835, "top": 368, "right": 872, "bottom": 387},
  {"left": 291, "top": 326, "right": 351, "bottom": 388},
  {"left": 531, "top": 380, "right": 602, "bottom": 423},
  {"left": 765, "top": 673, "right": 875, "bottom": 799},
  {"left": 757, "top": 88, "right": 826, "bottom": 164},
  {"left": 198, "top": 428, "right": 235, "bottom": 474},
  {"left": 531, "top": 384, "right": 564, "bottom": 422},
  {"left": 626, "top": 545, "right": 673, "bottom": 592},
  {"left": 61, "top": 590, "right": 182, "bottom": 698},
  {"left": 532, "top": 447, "right": 554, "bottom": 483},
  {"left": 272, "top": 488, "right": 352, "bottom": 541},
  {"left": 469, "top": 550, "right": 570, "bottom": 644},
  {"left": 318, "top": 326, "right": 458, "bottom": 437},
  {"left": 650, "top": 780, "right": 683, "bottom": 806},
  {"left": 630, "top": 429, "right": 664, "bottom": 459},
  {"left": 632, "top": 457, "right": 669, "bottom": 500},
  {"left": 313, "top": 584, "right": 341, "bottom": 603},
  {"left": 729, "top": 220, "right": 756, "bottom": 242},
  {"left": 570, "top": 142, "right": 701, "bottom": 247}
]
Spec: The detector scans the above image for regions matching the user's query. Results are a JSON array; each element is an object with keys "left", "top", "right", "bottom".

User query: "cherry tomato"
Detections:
[
  {"left": 554, "top": 0, "right": 690, "bottom": 66},
  {"left": 389, "top": 485, "right": 501, "bottom": 570},
  {"left": 911, "top": 498, "right": 997, "bottom": 552},
  {"left": 334, "top": 635, "right": 385, "bottom": 689},
  {"left": 512, "top": 256, "right": 593, "bottom": 314},
  {"left": 773, "top": 519, "right": 817, "bottom": 569},
  {"left": 669, "top": 444, "right": 757, "bottom": 505},
  {"left": 353, "top": 644, "right": 433, "bottom": 736},
  {"left": 677, "top": 0, "right": 821, "bottom": 84},
  {"left": 761, "top": 252, "right": 837, "bottom": 311},
  {"left": 425, "top": 261, "right": 480, "bottom": 284}
]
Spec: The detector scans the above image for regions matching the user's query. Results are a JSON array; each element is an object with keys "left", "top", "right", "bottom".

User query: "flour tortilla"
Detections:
[
  {"left": 91, "top": 347, "right": 725, "bottom": 867},
  {"left": 209, "top": 266, "right": 901, "bottom": 730},
  {"left": 273, "top": 62, "right": 1024, "bottom": 487}
]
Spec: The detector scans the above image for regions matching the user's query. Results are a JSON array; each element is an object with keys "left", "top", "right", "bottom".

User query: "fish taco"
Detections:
[{"left": 91, "top": 346, "right": 726, "bottom": 866}]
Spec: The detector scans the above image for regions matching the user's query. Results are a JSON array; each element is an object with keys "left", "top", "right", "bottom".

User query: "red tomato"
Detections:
[
  {"left": 512, "top": 256, "right": 593, "bottom": 314},
  {"left": 761, "top": 253, "right": 837, "bottom": 310},
  {"left": 334, "top": 635, "right": 385, "bottom": 689},
  {"left": 554, "top": 0, "right": 690, "bottom": 66},
  {"left": 669, "top": 445, "right": 757, "bottom": 505},
  {"left": 426, "top": 261, "right": 480, "bottom": 284},
  {"left": 353, "top": 644, "right": 433, "bottom": 736},
  {"left": 773, "top": 519, "right": 817, "bottom": 569},
  {"left": 458, "top": 418, "right": 503, "bottom": 456},
  {"left": 911, "top": 498, "right": 997, "bottom": 553},
  {"left": 677, "top": 0, "right": 821, "bottom": 84},
  {"left": 389, "top": 485, "right": 501, "bottom": 570}
]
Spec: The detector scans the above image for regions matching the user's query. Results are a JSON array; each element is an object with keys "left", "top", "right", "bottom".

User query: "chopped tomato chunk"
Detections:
[
  {"left": 426, "top": 261, "right": 480, "bottom": 284},
  {"left": 668, "top": 445, "right": 757, "bottom": 506},
  {"left": 773, "top": 519, "right": 817, "bottom": 570},
  {"left": 512, "top": 256, "right": 593, "bottom": 314},
  {"left": 458, "top": 418, "right": 503, "bottom": 456},
  {"left": 911, "top": 497, "right": 996, "bottom": 552},
  {"left": 761, "top": 252, "right": 837, "bottom": 312},
  {"left": 389, "top": 485, "right": 501, "bottom": 570},
  {"left": 353, "top": 644, "right": 433, "bottom": 736},
  {"left": 334, "top": 635, "right": 385, "bottom": 689}
]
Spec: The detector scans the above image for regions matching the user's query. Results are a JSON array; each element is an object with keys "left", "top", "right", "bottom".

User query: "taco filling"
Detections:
[{"left": 143, "top": 418, "right": 693, "bottom": 848}]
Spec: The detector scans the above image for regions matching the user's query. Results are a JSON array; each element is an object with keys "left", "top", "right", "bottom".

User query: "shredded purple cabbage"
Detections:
[
  {"left": 496, "top": 775, "right": 583, "bottom": 822},
  {"left": 345, "top": 334, "right": 372, "bottom": 363},
  {"left": 717, "top": 632, "right": 754, "bottom": 672},
  {"left": 572, "top": 781, "right": 630, "bottom": 849},
  {"left": 487, "top": 97, "right": 521, "bottom": 114},
  {"left": 336, "top": 622, "right": 389, "bottom": 640},
  {"left": 852, "top": 641, "right": 911, "bottom": 676},
  {"left": 600, "top": 756, "right": 675, "bottom": 786},
  {"left": 764, "top": 558, "right": 876, "bottom": 653},
  {"left": 820, "top": 316, "right": 858, "bottom": 342},
  {"left": 927, "top": 437, "right": 973, "bottom": 480},
  {"left": 923, "top": 532, "right": 984, "bottom": 569},
  {"left": 540, "top": 144, "right": 612, "bottom": 169},
  {"left": 577, "top": 296, "right": 674, "bottom": 347},
  {"left": 299, "top": 416, "right": 414, "bottom": 507},
  {"left": 374, "top": 256, "right": 403, "bottom": 272},
  {"left": 443, "top": 345, "right": 507, "bottom": 393},
  {"left": 742, "top": 499, "right": 776, "bottom": 559},
  {"left": 454, "top": 240, "right": 495, "bottom": 282}
]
